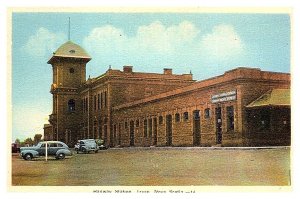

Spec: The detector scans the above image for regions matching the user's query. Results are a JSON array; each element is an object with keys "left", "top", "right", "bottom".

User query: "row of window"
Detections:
[
  {"left": 86, "top": 106, "right": 234, "bottom": 139},
  {"left": 117, "top": 106, "right": 235, "bottom": 135},
  {"left": 156, "top": 108, "right": 211, "bottom": 124},
  {"left": 81, "top": 91, "right": 108, "bottom": 113},
  {"left": 117, "top": 108, "right": 216, "bottom": 128},
  {"left": 93, "top": 91, "right": 107, "bottom": 111},
  {"left": 85, "top": 106, "right": 235, "bottom": 143}
]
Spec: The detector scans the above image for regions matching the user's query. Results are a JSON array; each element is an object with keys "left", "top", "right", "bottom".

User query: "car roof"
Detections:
[
  {"left": 40, "top": 141, "right": 66, "bottom": 144},
  {"left": 79, "top": 139, "right": 95, "bottom": 142}
]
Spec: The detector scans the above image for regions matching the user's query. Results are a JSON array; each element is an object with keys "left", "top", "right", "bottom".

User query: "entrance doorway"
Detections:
[
  {"left": 166, "top": 114, "right": 172, "bottom": 146},
  {"left": 193, "top": 110, "right": 201, "bottom": 146},
  {"left": 109, "top": 125, "right": 114, "bottom": 147},
  {"left": 113, "top": 124, "right": 117, "bottom": 146},
  {"left": 130, "top": 120, "right": 135, "bottom": 146},
  {"left": 118, "top": 123, "right": 121, "bottom": 145},
  {"left": 104, "top": 125, "right": 108, "bottom": 145},
  {"left": 215, "top": 107, "right": 222, "bottom": 144},
  {"left": 153, "top": 117, "right": 158, "bottom": 146}
]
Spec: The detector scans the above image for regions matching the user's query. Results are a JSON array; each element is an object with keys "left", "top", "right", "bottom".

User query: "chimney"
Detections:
[
  {"left": 163, "top": 68, "right": 172, "bottom": 75},
  {"left": 123, "top": 65, "right": 133, "bottom": 73}
]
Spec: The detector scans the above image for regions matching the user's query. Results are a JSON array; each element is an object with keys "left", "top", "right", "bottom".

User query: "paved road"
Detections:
[{"left": 11, "top": 147, "right": 290, "bottom": 186}]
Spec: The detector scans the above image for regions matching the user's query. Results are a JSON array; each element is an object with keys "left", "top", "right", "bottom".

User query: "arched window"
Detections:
[
  {"left": 68, "top": 99, "right": 75, "bottom": 112},
  {"left": 183, "top": 112, "right": 189, "bottom": 121},
  {"left": 175, "top": 113, "right": 180, "bottom": 122},
  {"left": 69, "top": 68, "right": 75, "bottom": 73}
]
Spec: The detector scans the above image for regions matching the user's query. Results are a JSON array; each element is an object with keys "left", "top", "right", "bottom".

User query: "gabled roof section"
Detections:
[
  {"left": 48, "top": 41, "right": 91, "bottom": 63},
  {"left": 246, "top": 89, "right": 290, "bottom": 108}
]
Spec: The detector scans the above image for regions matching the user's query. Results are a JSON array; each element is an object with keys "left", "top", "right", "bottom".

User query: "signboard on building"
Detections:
[{"left": 211, "top": 90, "right": 237, "bottom": 103}]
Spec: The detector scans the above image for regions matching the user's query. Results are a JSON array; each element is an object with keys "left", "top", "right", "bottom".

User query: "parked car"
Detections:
[
  {"left": 95, "top": 139, "right": 108, "bottom": 150},
  {"left": 20, "top": 141, "right": 72, "bottom": 160},
  {"left": 12, "top": 143, "right": 20, "bottom": 153},
  {"left": 75, "top": 139, "right": 100, "bottom": 154}
]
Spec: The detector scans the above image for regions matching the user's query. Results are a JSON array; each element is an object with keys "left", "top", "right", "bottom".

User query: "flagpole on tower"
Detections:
[{"left": 68, "top": 17, "right": 71, "bottom": 41}]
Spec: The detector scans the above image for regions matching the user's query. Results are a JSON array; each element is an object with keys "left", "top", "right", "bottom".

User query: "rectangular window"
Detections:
[
  {"left": 148, "top": 118, "right": 152, "bottom": 138},
  {"left": 183, "top": 112, "right": 189, "bottom": 121},
  {"left": 94, "top": 95, "right": 97, "bottom": 111},
  {"left": 135, "top": 119, "right": 140, "bottom": 127},
  {"left": 159, "top": 116, "right": 163, "bottom": 125},
  {"left": 104, "top": 91, "right": 107, "bottom": 107},
  {"left": 227, "top": 106, "right": 234, "bottom": 131},
  {"left": 144, "top": 119, "right": 147, "bottom": 137},
  {"left": 97, "top": 94, "right": 100, "bottom": 110},
  {"left": 49, "top": 143, "right": 58, "bottom": 147},
  {"left": 205, "top": 108, "right": 211, "bottom": 119},
  {"left": 118, "top": 123, "right": 122, "bottom": 145},
  {"left": 82, "top": 99, "right": 85, "bottom": 113},
  {"left": 85, "top": 97, "right": 88, "bottom": 112},
  {"left": 124, "top": 121, "right": 128, "bottom": 129},
  {"left": 100, "top": 92, "right": 103, "bottom": 109}
]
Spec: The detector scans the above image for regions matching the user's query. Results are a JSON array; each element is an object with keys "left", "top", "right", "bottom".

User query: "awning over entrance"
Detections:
[{"left": 246, "top": 89, "right": 290, "bottom": 108}]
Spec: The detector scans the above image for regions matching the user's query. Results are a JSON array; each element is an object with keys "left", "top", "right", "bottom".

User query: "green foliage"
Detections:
[
  {"left": 14, "top": 139, "right": 20, "bottom": 144},
  {"left": 23, "top": 137, "right": 34, "bottom": 146},
  {"left": 34, "top": 134, "right": 43, "bottom": 144},
  {"left": 15, "top": 134, "right": 44, "bottom": 146}
]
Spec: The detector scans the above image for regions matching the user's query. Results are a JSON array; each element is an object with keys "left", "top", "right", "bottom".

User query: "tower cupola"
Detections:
[{"left": 48, "top": 41, "right": 91, "bottom": 64}]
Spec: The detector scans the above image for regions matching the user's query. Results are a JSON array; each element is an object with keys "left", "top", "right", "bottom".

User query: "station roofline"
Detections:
[{"left": 113, "top": 67, "right": 290, "bottom": 110}]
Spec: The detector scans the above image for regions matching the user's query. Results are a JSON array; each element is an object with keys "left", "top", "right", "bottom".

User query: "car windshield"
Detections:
[{"left": 36, "top": 143, "right": 43, "bottom": 147}]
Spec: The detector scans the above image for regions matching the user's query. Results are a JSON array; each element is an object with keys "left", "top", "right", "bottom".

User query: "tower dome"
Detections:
[{"left": 48, "top": 41, "right": 91, "bottom": 64}]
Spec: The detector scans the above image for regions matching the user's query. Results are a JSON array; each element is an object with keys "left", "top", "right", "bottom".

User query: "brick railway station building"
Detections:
[{"left": 44, "top": 41, "right": 291, "bottom": 147}]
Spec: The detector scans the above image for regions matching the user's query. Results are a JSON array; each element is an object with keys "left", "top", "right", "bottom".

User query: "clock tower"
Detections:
[{"left": 48, "top": 41, "right": 91, "bottom": 145}]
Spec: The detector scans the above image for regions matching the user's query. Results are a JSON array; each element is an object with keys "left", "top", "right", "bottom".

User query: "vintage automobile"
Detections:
[
  {"left": 96, "top": 139, "right": 108, "bottom": 150},
  {"left": 75, "top": 139, "right": 98, "bottom": 154},
  {"left": 75, "top": 139, "right": 107, "bottom": 154},
  {"left": 11, "top": 143, "right": 20, "bottom": 153},
  {"left": 20, "top": 141, "right": 72, "bottom": 160}
]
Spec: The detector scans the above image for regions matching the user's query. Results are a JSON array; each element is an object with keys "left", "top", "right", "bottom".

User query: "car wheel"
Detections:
[
  {"left": 82, "top": 148, "right": 87, "bottom": 154},
  {"left": 95, "top": 150, "right": 98, "bottom": 153},
  {"left": 23, "top": 153, "right": 32, "bottom": 161},
  {"left": 56, "top": 153, "right": 65, "bottom": 160}
]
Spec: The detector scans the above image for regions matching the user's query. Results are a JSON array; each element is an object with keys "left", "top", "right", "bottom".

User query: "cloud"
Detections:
[
  {"left": 83, "top": 25, "right": 127, "bottom": 56},
  {"left": 83, "top": 21, "right": 244, "bottom": 71},
  {"left": 22, "top": 27, "right": 66, "bottom": 57},
  {"left": 200, "top": 24, "right": 244, "bottom": 61},
  {"left": 83, "top": 21, "right": 200, "bottom": 59},
  {"left": 134, "top": 21, "right": 200, "bottom": 54}
]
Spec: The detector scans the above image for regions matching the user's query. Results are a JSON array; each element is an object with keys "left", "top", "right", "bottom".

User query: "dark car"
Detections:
[{"left": 11, "top": 143, "right": 20, "bottom": 153}]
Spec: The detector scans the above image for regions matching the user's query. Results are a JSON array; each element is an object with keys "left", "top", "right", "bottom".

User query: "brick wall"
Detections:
[{"left": 111, "top": 68, "right": 290, "bottom": 147}]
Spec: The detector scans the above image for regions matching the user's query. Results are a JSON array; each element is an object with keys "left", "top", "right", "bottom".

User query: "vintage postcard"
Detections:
[{"left": 7, "top": 7, "right": 293, "bottom": 193}]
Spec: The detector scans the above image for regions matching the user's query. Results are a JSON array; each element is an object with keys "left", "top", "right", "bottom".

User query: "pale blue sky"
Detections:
[{"left": 12, "top": 12, "right": 290, "bottom": 141}]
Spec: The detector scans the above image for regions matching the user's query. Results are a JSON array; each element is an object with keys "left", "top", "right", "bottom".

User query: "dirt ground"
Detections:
[{"left": 11, "top": 147, "right": 290, "bottom": 186}]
